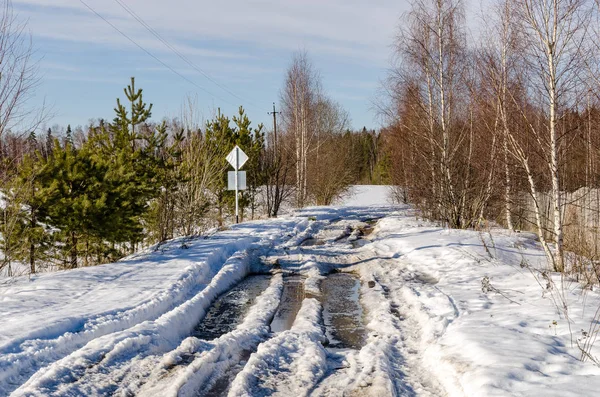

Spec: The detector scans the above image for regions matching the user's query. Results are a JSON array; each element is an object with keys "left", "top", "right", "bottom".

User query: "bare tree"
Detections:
[
  {"left": 386, "top": 0, "right": 478, "bottom": 227},
  {"left": 0, "top": 0, "right": 45, "bottom": 142},
  {"left": 310, "top": 97, "right": 353, "bottom": 205},
  {"left": 263, "top": 129, "right": 295, "bottom": 217},
  {"left": 0, "top": 0, "right": 50, "bottom": 276},
  {"left": 280, "top": 51, "right": 320, "bottom": 207},
  {"left": 479, "top": 0, "right": 522, "bottom": 231},
  {"left": 175, "top": 130, "right": 221, "bottom": 235},
  {"left": 513, "top": 0, "right": 590, "bottom": 272}
]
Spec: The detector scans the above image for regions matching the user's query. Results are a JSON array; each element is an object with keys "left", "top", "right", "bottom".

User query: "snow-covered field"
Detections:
[{"left": 2, "top": 185, "right": 600, "bottom": 396}]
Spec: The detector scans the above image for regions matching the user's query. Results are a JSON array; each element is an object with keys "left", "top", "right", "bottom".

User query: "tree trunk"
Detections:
[
  {"left": 70, "top": 232, "right": 78, "bottom": 269},
  {"left": 29, "top": 206, "right": 36, "bottom": 274},
  {"left": 548, "top": 28, "right": 564, "bottom": 273}
]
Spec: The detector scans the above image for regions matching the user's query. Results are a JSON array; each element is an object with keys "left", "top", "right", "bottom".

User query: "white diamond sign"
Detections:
[{"left": 226, "top": 145, "right": 248, "bottom": 170}]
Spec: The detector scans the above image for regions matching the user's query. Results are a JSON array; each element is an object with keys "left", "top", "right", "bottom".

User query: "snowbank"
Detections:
[{"left": 368, "top": 215, "right": 600, "bottom": 396}]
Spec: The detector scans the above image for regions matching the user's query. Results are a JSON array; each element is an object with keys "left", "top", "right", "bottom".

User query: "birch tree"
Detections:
[
  {"left": 280, "top": 52, "right": 320, "bottom": 207},
  {"left": 479, "top": 0, "right": 522, "bottom": 231},
  {"left": 514, "top": 0, "right": 589, "bottom": 272},
  {"left": 390, "top": 0, "right": 472, "bottom": 227}
]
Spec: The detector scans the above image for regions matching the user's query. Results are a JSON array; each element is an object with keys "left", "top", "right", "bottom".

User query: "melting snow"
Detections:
[{"left": 1, "top": 186, "right": 600, "bottom": 396}]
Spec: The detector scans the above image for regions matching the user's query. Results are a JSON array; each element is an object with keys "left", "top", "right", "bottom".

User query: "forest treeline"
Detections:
[
  {"left": 379, "top": 0, "right": 600, "bottom": 277},
  {"left": 0, "top": 70, "right": 386, "bottom": 274}
]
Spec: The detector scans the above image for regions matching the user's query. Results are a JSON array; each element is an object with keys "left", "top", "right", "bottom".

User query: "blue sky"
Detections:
[{"left": 13, "top": 0, "right": 417, "bottom": 133}]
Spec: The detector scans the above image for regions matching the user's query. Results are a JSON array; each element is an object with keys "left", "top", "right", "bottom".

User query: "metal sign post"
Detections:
[{"left": 226, "top": 145, "right": 248, "bottom": 224}]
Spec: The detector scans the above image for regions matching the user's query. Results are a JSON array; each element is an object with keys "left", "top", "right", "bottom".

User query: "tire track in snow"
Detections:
[
  {"left": 305, "top": 222, "right": 449, "bottom": 397},
  {"left": 370, "top": 261, "right": 452, "bottom": 396},
  {"left": 11, "top": 246, "right": 262, "bottom": 396},
  {"left": 8, "top": 218, "right": 312, "bottom": 396},
  {"left": 309, "top": 272, "right": 408, "bottom": 397},
  {"left": 224, "top": 221, "right": 375, "bottom": 397},
  {"left": 137, "top": 219, "right": 335, "bottom": 396},
  {"left": 0, "top": 238, "right": 253, "bottom": 396},
  {"left": 228, "top": 298, "right": 328, "bottom": 397},
  {"left": 146, "top": 273, "right": 285, "bottom": 397}
]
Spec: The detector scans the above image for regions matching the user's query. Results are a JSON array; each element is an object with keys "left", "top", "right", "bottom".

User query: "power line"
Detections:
[
  {"left": 78, "top": 0, "right": 235, "bottom": 107},
  {"left": 112, "top": 0, "right": 266, "bottom": 112}
]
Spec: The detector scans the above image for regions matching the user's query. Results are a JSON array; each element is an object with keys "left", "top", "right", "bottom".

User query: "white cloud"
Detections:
[
  {"left": 41, "top": 61, "right": 80, "bottom": 73},
  {"left": 14, "top": 0, "right": 408, "bottom": 65}
]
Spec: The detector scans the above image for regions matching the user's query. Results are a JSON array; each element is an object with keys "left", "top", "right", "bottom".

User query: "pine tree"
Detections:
[
  {"left": 86, "top": 78, "right": 167, "bottom": 250},
  {"left": 28, "top": 79, "right": 165, "bottom": 265},
  {"left": 28, "top": 131, "right": 36, "bottom": 148},
  {"left": 36, "top": 139, "right": 97, "bottom": 268},
  {"left": 65, "top": 124, "right": 73, "bottom": 148},
  {"left": 8, "top": 151, "right": 53, "bottom": 273},
  {"left": 45, "top": 128, "right": 53, "bottom": 159},
  {"left": 113, "top": 77, "right": 153, "bottom": 151}
]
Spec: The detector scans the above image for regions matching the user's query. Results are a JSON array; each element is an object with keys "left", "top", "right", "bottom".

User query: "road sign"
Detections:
[
  {"left": 226, "top": 146, "right": 248, "bottom": 170},
  {"left": 225, "top": 145, "right": 249, "bottom": 224},
  {"left": 228, "top": 171, "right": 246, "bottom": 190}
]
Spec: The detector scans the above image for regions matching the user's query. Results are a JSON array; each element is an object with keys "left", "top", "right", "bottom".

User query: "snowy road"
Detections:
[{"left": 3, "top": 186, "right": 600, "bottom": 396}]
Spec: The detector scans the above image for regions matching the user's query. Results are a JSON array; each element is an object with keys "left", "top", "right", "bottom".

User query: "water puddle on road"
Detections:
[
  {"left": 359, "top": 221, "right": 375, "bottom": 235},
  {"left": 193, "top": 274, "right": 272, "bottom": 340},
  {"left": 350, "top": 223, "right": 375, "bottom": 249},
  {"left": 321, "top": 272, "right": 366, "bottom": 349},
  {"left": 270, "top": 275, "right": 305, "bottom": 333},
  {"left": 300, "top": 238, "right": 326, "bottom": 247}
]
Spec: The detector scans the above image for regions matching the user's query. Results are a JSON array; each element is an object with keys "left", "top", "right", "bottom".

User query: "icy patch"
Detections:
[
  {"left": 270, "top": 275, "right": 305, "bottom": 333},
  {"left": 321, "top": 272, "right": 366, "bottom": 349},
  {"left": 193, "top": 274, "right": 272, "bottom": 340}
]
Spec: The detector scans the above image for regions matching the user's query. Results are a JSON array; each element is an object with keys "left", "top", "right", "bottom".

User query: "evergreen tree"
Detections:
[
  {"left": 31, "top": 78, "right": 167, "bottom": 265},
  {"left": 202, "top": 107, "right": 264, "bottom": 224},
  {"left": 65, "top": 124, "right": 73, "bottom": 148},
  {"left": 89, "top": 78, "right": 167, "bottom": 250},
  {"left": 28, "top": 131, "right": 36, "bottom": 147},
  {"left": 45, "top": 128, "right": 53, "bottom": 159},
  {"left": 36, "top": 139, "right": 100, "bottom": 268},
  {"left": 8, "top": 151, "right": 53, "bottom": 273},
  {"left": 114, "top": 77, "right": 153, "bottom": 151}
]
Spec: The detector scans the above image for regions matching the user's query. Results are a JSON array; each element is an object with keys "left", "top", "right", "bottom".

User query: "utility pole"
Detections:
[{"left": 268, "top": 102, "right": 280, "bottom": 150}]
